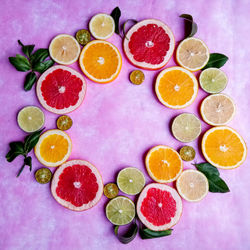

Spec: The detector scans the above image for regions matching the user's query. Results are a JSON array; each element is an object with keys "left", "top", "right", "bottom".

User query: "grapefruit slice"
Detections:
[
  {"left": 51, "top": 160, "right": 103, "bottom": 211},
  {"left": 36, "top": 65, "right": 86, "bottom": 114},
  {"left": 137, "top": 183, "right": 182, "bottom": 231},
  {"left": 123, "top": 19, "right": 175, "bottom": 70}
]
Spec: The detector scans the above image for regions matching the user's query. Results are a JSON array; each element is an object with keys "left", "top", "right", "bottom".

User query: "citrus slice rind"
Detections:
[
  {"left": 201, "top": 126, "right": 247, "bottom": 169},
  {"left": 123, "top": 19, "right": 175, "bottom": 70},
  {"left": 137, "top": 183, "right": 182, "bottom": 231},
  {"left": 155, "top": 66, "right": 198, "bottom": 109}
]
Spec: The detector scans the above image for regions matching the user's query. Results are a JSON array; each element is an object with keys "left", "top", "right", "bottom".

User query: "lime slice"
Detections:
[
  {"left": 117, "top": 167, "right": 145, "bottom": 195},
  {"left": 104, "top": 183, "right": 119, "bottom": 199},
  {"left": 106, "top": 196, "right": 135, "bottom": 225},
  {"left": 199, "top": 68, "right": 228, "bottom": 94},
  {"left": 17, "top": 106, "right": 44, "bottom": 133},
  {"left": 129, "top": 70, "right": 145, "bottom": 85},
  {"left": 35, "top": 168, "right": 52, "bottom": 184},
  {"left": 76, "top": 29, "right": 91, "bottom": 46},
  {"left": 57, "top": 115, "right": 73, "bottom": 131},
  {"left": 179, "top": 146, "right": 196, "bottom": 161}
]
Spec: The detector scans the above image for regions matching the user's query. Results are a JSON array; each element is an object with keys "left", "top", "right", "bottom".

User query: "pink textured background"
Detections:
[{"left": 0, "top": 0, "right": 250, "bottom": 249}]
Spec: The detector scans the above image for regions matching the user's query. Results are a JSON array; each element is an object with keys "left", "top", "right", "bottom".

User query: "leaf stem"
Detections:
[{"left": 16, "top": 161, "right": 26, "bottom": 177}]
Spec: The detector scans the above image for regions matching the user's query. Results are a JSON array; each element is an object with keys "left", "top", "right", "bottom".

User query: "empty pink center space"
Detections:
[
  {"left": 128, "top": 24, "right": 170, "bottom": 64},
  {"left": 56, "top": 164, "right": 98, "bottom": 207},
  {"left": 141, "top": 188, "right": 176, "bottom": 226},
  {"left": 41, "top": 69, "right": 83, "bottom": 109}
]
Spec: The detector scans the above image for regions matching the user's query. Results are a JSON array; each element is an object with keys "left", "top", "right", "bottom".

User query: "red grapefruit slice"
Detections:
[
  {"left": 123, "top": 19, "right": 175, "bottom": 70},
  {"left": 137, "top": 183, "right": 182, "bottom": 231},
  {"left": 51, "top": 160, "right": 103, "bottom": 211},
  {"left": 36, "top": 65, "right": 87, "bottom": 114}
]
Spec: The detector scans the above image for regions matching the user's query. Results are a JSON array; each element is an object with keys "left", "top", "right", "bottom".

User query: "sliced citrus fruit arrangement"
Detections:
[
  {"left": 200, "top": 93, "right": 235, "bottom": 126},
  {"left": 199, "top": 68, "right": 228, "bottom": 93},
  {"left": 57, "top": 115, "right": 73, "bottom": 131},
  {"left": 179, "top": 146, "right": 196, "bottom": 161},
  {"left": 36, "top": 65, "right": 86, "bottom": 114},
  {"left": 104, "top": 183, "right": 119, "bottom": 199},
  {"left": 34, "top": 129, "right": 72, "bottom": 167},
  {"left": 89, "top": 13, "right": 115, "bottom": 40},
  {"left": 137, "top": 183, "right": 182, "bottom": 231},
  {"left": 145, "top": 145, "right": 183, "bottom": 183},
  {"left": 176, "top": 37, "right": 209, "bottom": 71},
  {"left": 176, "top": 169, "right": 209, "bottom": 202},
  {"left": 155, "top": 66, "right": 198, "bottom": 109},
  {"left": 129, "top": 70, "right": 145, "bottom": 85},
  {"left": 106, "top": 196, "right": 135, "bottom": 225},
  {"left": 172, "top": 113, "right": 201, "bottom": 142},
  {"left": 49, "top": 34, "right": 80, "bottom": 65},
  {"left": 79, "top": 40, "right": 122, "bottom": 83},
  {"left": 35, "top": 167, "right": 52, "bottom": 184},
  {"left": 75, "top": 29, "right": 91, "bottom": 46},
  {"left": 123, "top": 19, "right": 175, "bottom": 70},
  {"left": 17, "top": 106, "right": 44, "bottom": 133},
  {"left": 117, "top": 167, "right": 145, "bottom": 195},
  {"left": 51, "top": 160, "right": 103, "bottom": 211},
  {"left": 202, "top": 126, "right": 247, "bottom": 169}
]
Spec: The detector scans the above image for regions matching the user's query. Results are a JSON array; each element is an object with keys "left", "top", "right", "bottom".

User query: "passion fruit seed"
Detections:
[
  {"left": 76, "top": 29, "right": 91, "bottom": 46},
  {"left": 57, "top": 115, "right": 73, "bottom": 131},
  {"left": 179, "top": 146, "right": 196, "bottom": 161},
  {"left": 104, "top": 183, "right": 119, "bottom": 199},
  {"left": 35, "top": 168, "right": 52, "bottom": 184},
  {"left": 129, "top": 70, "right": 145, "bottom": 85}
]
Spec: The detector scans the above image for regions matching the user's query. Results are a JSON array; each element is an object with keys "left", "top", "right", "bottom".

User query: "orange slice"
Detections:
[
  {"left": 79, "top": 40, "right": 122, "bottom": 83},
  {"left": 155, "top": 66, "right": 198, "bottom": 109},
  {"left": 145, "top": 145, "right": 183, "bottom": 183},
  {"left": 34, "top": 129, "right": 72, "bottom": 167},
  {"left": 202, "top": 126, "right": 247, "bottom": 169}
]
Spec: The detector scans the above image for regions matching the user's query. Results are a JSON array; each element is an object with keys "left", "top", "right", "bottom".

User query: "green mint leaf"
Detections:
[
  {"left": 111, "top": 7, "right": 121, "bottom": 35},
  {"left": 114, "top": 221, "right": 138, "bottom": 244},
  {"left": 140, "top": 228, "right": 173, "bottom": 239},
  {"left": 123, "top": 19, "right": 138, "bottom": 40},
  {"left": 24, "top": 156, "right": 32, "bottom": 171},
  {"left": 202, "top": 53, "right": 229, "bottom": 70},
  {"left": 193, "top": 162, "right": 219, "bottom": 178},
  {"left": 24, "top": 128, "right": 45, "bottom": 154},
  {"left": 24, "top": 71, "right": 37, "bottom": 91},
  {"left": 33, "top": 60, "right": 54, "bottom": 73},
  {"left": 9, "top": 54, "right": 31, "bottom": 72},
  {"left": 6, "top": 141, "right": 25, "bottom": 162},
  {"left": 18, "top": 40, "right": 35, "bottom": 58},
  {"left": 30, "top": 49, "right": 49, "bottom": 65},
  {"left": 180, "top": 14, "right": 198, "bottom": 38}
]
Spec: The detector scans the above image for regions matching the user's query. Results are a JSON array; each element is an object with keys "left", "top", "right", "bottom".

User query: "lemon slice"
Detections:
[
  {"left": 17, "top": 106, "right": 44, "bottom": 133},
  {"left": 35, "top": 168, "right": 52, "bottom": 184},
  {"left": 179, "top": 146, "right": 196, "bottom": 161},
  {"left": 172, "top": 113, "right": 201, "bottom": 142},
  {"left": 199, "top": 68, "right": 228, "bottom": 94},
  {"left": 106, "top": 196, "right": 135, "bottom": 225},
  {"left": 130, "top": 70, "right": 145, "bottom": 85},
  {"left": 104, "top": 183, "right": 119, "bottom": 199},
  {"left": 117, "top": 167, "right": 145, "bottom": 195},
  {"left": 89, "top": 13, "right": 115, "bottom": 40},
  {"left": 49, "top": 34, "right": 80, "bottom": 65},
  {"left": 176, "top": 37, "right": 209, "bottom": 71}
]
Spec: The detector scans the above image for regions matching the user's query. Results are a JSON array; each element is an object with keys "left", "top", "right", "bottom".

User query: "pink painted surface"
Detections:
[{"left": 0, "top": 0, "right": 250, "bottom": 249}]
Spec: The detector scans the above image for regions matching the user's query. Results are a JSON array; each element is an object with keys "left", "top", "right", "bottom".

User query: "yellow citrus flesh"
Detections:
[{"left": 202, "top": 126, "right": 247, "bottom": 169}]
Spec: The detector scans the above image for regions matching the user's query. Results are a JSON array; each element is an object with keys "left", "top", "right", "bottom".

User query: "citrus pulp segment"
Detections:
[
  {"left": 36, "top": 65, "right": 86, "bottom": 114},
  {"left": 34, "top": 129, "right": 72, "bottom": 167},
  {"left": 49, "top": 34, "right": 80, "bottom": 65},
  {"left": 137, "top": 183, "right": 182, "bottom": 231},
  {"left": 51, "top": 160, "right": 103, "bottom": 211},
  {"left": 79, "top": 40, "right": 122, "bottom": 83},
  {"left": 123, "top": 19, "right": 175, "bottom": 70},
  {"left": 202, "top": 126, "right": 247, "bottom": 169},
  {"left": 106, "top": 196, "right": 135, "bottom": 225},
  {"left": 155, "top": 67, "right": 198, "bottom": 109},
  {"left": 145, "top": 145, "right": 183, "bottom": 183}
]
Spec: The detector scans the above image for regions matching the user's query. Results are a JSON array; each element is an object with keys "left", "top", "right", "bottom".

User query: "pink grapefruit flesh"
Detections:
[
  {"left": 51, "top": 160, "right": 103, "bottom": 211},
  {"left": 123, "top": 19, "right": 175, "bottom": 70},
  {"left": 137, "top": 183, "right": 182, "bottom": 231},
  {"left": 36, "top": 65, "right": 86, "bottom": 114}
]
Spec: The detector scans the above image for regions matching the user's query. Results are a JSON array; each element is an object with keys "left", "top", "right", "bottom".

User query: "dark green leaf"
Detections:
[
  {"left": 33, "top": 60, "right": 54, "bottom": 73},
  {"left": 114, "top": 221, "right": 138, "bottom": 244},
  {"left": 180, "top": 14, "right": 198, "bottom": 38},
  {"left": 24, "top": 128, "right": 45, "bottom": 154},
  {"left": 202, "top": 53, "right": 229, "bottom": 70},
  {"left": 6, "top": 141, "right": 25, "bottom": 162},
  {"left": 140, "top": 228, "right": 173, "bottom": 239},
  {"left": 193, "top": 162, "right": 219, "bottom": 178},
  {"left": 30, "top": 49, "right": 49, "bottom": 65},
  {"left": 24, "top": 71, "right": 37, "bottom": 91},
  {"left": 24, "top": 156, "right": 32, "bottom": 171},
  {"left": 18, "top": 40, "right": 35, "bottom": 58},
  {"left": 16, "top": 162, "right": 26, "bottom": 177},
  {"left": 111, "top": 7, "right": 121, "bottom": 35},
  {"left": 123, "top": 19, "right": 138, "bottom": 40},
  {"left": 9, "top": 54, "right": 31, "bottom": 72}
]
